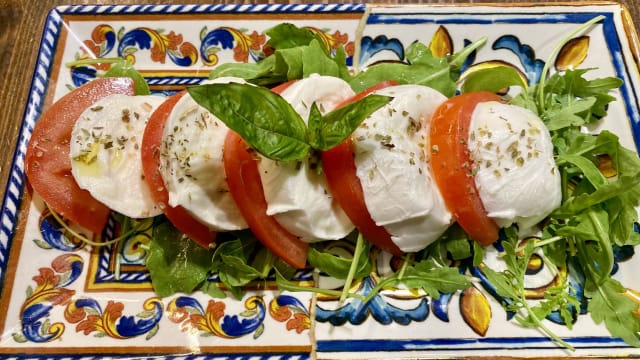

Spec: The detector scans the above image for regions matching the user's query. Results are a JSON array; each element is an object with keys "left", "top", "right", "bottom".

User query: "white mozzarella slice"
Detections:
[
  {"left": 258, "top": 74, "right": 356, "bottom": 241},
  {"left": 352, "top": 85, "right": 451, "bottom": 252},
  {"left": 70, "top": 94, "right": 165, "bottom": 218},
  {"left": 160, "top": 77, "right": 248, "bottom": 231},
  {"left": 468, "top": 101, "right": 561, "bottom": 231}
]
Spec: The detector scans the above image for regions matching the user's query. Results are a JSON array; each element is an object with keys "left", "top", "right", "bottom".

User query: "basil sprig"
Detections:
[{"left": 188, "top": 82, "right": 390, "bottom": 161}]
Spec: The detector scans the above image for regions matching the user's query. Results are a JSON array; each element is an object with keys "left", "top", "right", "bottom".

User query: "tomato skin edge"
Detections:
[
  {"left": 429, "top": 91, "right": 501, "bottom": 246},
  {"left": 25, "top": 77, "right": 136, "bottom": 234},
  {"left": 322, "top": 138, "right": 403, "bottom": 256},
  {"left": 141, "top": 91, "right": 217, "bottom": 249},
  {"left": 223, "top": 131, "right": 308, "bottom": 269}
]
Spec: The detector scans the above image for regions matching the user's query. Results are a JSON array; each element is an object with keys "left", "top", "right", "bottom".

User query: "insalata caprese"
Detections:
[{"left": 23, "top": 20, "right": 640, "bottom": 348}]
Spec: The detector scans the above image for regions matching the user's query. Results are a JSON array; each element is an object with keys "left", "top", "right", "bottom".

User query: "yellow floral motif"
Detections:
[{"left": 429, "top": 25, "right": 453, "bottom": 58}]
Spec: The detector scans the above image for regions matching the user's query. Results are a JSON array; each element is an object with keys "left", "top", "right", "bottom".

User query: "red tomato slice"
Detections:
[
  {"left": 269, "top": 79, "right": 297, "bottom": 94},
  {"left": 140, "top": 91, "right": 216, "bottom": 249},
  {"left": 223, "top": 131, "right": 308, "bottom": 269},
  {"left": 429, "top": 91, "right": 501, "bottom": 246},
  {"left": 322, "top": 139, "right": 402, "bottom": 256},
  {"left": 24, "top": 78, "right": 136, "bottom": 234},
  {"left": 321, "top": 81, "right": 403, "bottom": 256}
]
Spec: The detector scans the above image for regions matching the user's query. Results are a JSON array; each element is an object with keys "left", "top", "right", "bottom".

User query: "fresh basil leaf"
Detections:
[
  {"left": 460, "top": 65, "right": 527, "bottom": 94},
  {"left": 266, "top": 23, "right": 317, "bottom": 50},
  {"left": 145, "top": 218, "right": 213, "bottom": 297},
  {"left": 200, "top": 281, "right": 227, "bottom": 298},
  {"left": 274, "top": 46, "right": 305, "bottom": 80},
  {"left": 104, "top": 60, "right": 150, "bottom": 95},
  {"left": 209, "top": 25, "right": 350, "bottom": 86},
  {"left": 300, "top": 40, "right": 343, "bottom": 79},
  {"left": 349, "top": 61, "right": 455, "bottom": 97},
  {"left": 209, "top": 57, "right": 285, "bottom": 86},
  {"left": 188, "top": 83, "right": 311, "bottom": 161},
  {"left": 308, "top": 238, "right": 372, "bottom": 280},
  {"left": 251, "top": 246, "right": 278, "bottom": 278},
  {"left": 308, "top": 94, "right": 391, "bottom": 150},
  {"left": 440, "top": 224, "right": 473, "bottom": 261}
]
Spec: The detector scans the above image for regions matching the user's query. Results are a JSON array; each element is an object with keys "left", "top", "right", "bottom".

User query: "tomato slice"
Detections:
[
  {"left": 25, "top": 78, "right": 136, "bottom": 234},
  {"left": 269, "top": 79, "right": 297, "bottom": 94},
  {"left": 140, "top": 91, "right": 216, "bottom": 248},
  {"left": 321, "top": 81, "right": 403, "bottom": 256},
  {"left": 223, "top": 131, "right": 308, "bottom": 269},
  {"left": 429, "top": 91, "right": 501, "bottom": 246},
  {"left": 322, "top": 139, "right": 402, "bottom": 256}
]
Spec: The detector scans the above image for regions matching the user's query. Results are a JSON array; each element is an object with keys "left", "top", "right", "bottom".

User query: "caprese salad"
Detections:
[{"left": 23, "top": 20, "right": 640, "bottom": 348}]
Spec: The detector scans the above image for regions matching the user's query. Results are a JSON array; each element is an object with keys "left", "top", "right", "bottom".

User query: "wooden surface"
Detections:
[{"left": 0, "top": 0, "right": 638, "bottom": 202}]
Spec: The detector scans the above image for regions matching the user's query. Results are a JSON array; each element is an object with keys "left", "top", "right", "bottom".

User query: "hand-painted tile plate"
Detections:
[{"left": 1, "top": 2, "right": 640, "bottom": 359}]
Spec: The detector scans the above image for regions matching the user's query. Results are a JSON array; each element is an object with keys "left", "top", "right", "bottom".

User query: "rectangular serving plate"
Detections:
[{"left": 1, "top": 2, "right": 640, "bottom": 359}]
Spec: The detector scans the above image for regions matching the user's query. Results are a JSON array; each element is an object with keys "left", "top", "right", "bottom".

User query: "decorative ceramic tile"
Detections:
[{"left": 1, "top": 2, "right": 640, "bottom": 359}]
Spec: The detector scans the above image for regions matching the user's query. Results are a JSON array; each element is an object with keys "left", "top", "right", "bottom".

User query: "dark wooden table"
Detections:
[{"left": 0, "top": 0, "right": 638, "bottom": 200}]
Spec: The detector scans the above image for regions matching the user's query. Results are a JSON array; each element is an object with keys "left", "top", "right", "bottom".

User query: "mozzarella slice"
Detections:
[
  {"left": 70, "top": 94, "right": 165, "bottom": 218},
  {"left": 468, "top": 101, "right": 561, "bottom": 231},
  {"left": 160, "top": 77, "right": 248, "bottom": 231},
  {"left": 353, "top": 85, "right": 451, "bottom": 252},
  {"left": 258, "top": 74, "right": 355, "bottom": 242}
]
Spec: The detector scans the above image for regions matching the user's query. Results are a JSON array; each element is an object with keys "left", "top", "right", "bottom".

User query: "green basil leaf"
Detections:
[
  {"left": 349, "top": 62, "right": 455, "bottom": 97},
  {"left": 308, "top": 238, "right": 371, "bottom": 280},
  {"left": 460, "top": 65, "right": 527, "bottom": 94},
  {"left": 265, "top": 23, "right": 317, "bottom": 50},
  {"left": 208, "top": 57, "right": 285, "bottom": 86},
  {"left": 301, "top": 39, "right": 342, "bottom": 78},
  {"left": 188, "top": 83, "right": 311, "bottom": 161},
  {"left": 145, "top": 219, "right": 213, "bottom": 297},
  {"left": 441, "top": 224, "right": 473, "bottom": 261},
  {"left": 309, "top": 94, "right": 391, "bottom": 150},
  {"left": 104, "top": 60, "right": 150, "bottom": 95}
]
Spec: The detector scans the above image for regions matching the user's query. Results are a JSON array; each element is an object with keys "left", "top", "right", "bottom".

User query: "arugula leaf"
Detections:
[
  {"left": 586, "top": 277, "right": 640, "bottom": 347},
  {"left": 363, "top": 258, "right": 471, "bottom": 303},
  {"left": 401, "top": 259, "right": 471, "bottom": 299},
  {"left": 543, "top": 97, "right": 598, "bottom": 131},
  {"left": 481, "top": 234, "right": 577, "bottom": 350},
  {"left": 553, "top": 173, "right": 640, "bottom": 217}
]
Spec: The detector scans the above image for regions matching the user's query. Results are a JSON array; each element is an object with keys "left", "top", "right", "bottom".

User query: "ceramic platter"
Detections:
[{"left": 2, "top": 2, "right": 640, "bottom": 359}]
